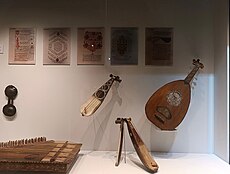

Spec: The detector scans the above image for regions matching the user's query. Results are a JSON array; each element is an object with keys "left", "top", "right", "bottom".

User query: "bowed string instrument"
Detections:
[{"left": 81, "top": 74, "right": 121, "bottom": 116}]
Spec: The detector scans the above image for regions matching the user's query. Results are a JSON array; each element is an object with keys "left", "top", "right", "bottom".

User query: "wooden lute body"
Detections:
[{"left": 145, "top": 59, "right": 204, "bottom": 130}]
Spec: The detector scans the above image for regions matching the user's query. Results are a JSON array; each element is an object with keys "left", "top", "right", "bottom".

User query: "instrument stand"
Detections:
[{"left": 123, "top": 131, "right": 127, "bottom": 164}]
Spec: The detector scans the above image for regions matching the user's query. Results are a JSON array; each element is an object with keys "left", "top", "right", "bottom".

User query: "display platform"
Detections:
[{"left": 70, "top": 151, "right": 230, "bottom": 174}]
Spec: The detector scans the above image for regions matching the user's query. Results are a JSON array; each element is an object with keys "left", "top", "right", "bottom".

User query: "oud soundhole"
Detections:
[
  {"left": 166, "top": 90, "right": 182, "bottom": 106},
  {"left": 154, "top": 106, "right": 172, "bottom": 124}
]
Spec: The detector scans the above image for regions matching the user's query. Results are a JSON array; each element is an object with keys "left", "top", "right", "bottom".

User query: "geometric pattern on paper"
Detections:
[{"left": 48, "top": 31, "right": 68, "bottom": 63}]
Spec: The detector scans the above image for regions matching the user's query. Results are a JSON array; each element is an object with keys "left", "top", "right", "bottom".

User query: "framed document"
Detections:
[
  {"left": 9, "top": 28, "right": 36, "bottom": 65},
  {"left": 77, "top": 27, "right": 104, "bottom": 65},
  {"left": 111, "top": 27, "right": 138, "bottom": 65},
  {"left": 145, "top": 28, "right": 173, "bottom": 66},
  {"left": 43, "top": 28, "right": 71, "bottom": 65}
]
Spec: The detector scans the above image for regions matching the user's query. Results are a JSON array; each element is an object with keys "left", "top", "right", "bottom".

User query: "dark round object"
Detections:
[
  {"left": 5, "top": 85, "right": 18, "bottom": 99},
  {"left": 3, "top": 104, "right": 16, "bottom": 117}
]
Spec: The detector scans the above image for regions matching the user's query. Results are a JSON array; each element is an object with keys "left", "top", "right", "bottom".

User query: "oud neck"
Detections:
[{"left": 184, "top": 66, "right": 200, "bottom": 84}]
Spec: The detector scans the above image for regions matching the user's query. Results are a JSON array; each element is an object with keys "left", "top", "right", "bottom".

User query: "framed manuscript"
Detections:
[
  {"left": 9, "top": 28, "right": 36, "bottom": 65},
  {"left": 145, "top": 28, "right": 173, "bottom": 66},
  {"left": 111, "top": 27, "right": 138, "bottom": 65},
  {"left": 77, "top": 27, "right": 104, "bottom": 65},
  {"left": 43, "top": 28, "right": 71, "bottom": 65}
]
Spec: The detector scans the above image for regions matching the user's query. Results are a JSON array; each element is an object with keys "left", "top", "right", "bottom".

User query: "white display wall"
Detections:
[
  {"left": 213, "top": 0, "right": 229, "bottom": 162},
  {"left": 0, "top": 0, "right": 225, "bottom": 160}
]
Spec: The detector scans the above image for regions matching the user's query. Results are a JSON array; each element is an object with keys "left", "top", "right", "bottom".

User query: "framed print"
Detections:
[
  {"left": 43, "top": 28, "right": 71, "bottom": 65},
  {"left": 145, "top": 28, "right": 173, "bottom": 66},
  {"left": 77, "top": 27, "right": 104, "bottom": 65},
  {"left": 9, "top": 28, "right": 36, "bottom": 65},
  {"left": 111, "top": 27, "right": 138, "bottom": 65}
]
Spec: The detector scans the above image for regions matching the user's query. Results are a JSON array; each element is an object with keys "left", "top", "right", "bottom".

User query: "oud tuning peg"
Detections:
[{"left": 192, "top": 81, "right": 197, "bottom": 86}]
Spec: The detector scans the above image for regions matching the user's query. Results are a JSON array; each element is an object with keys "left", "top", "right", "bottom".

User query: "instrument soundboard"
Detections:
[{"left": 0, "top": 137, "right": 82, "bottom": 173}]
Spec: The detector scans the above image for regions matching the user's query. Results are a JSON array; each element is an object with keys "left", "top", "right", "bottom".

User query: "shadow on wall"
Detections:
[{"left": 150, "top": 125, "right": 177, "bottom": 152}]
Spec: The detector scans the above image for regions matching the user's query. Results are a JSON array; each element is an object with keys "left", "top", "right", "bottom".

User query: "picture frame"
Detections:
[
  {"left": 43, "top": 28, "right": 71, "bottom": 65},
  {"left": 9, "top": 28, "right": 36, "bottom": 65},
  {"left": 145, "top": 27, "right": 173, "bottom": 66},
  {"left": 110, "top": 27, "right": 138, "bottom": 65},
  {"left": 77, "top": 27, "right": 105, "bottom": 65}
]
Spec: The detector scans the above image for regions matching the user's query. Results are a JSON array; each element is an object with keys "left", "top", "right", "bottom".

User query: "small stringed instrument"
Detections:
[
  {"left": 115, "top": 118, "right": 158, "bottom": 173},
  {"left": 145, "top": 59, "right": 204, "bottom": 130},
  {"left": 81, "top": 74, "right": 122, "bottom": 116}
]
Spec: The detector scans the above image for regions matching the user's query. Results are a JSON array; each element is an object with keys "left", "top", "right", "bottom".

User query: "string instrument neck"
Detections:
[
  {"left": 184, "top": 59, "right": 204, "bottom": 84},
  {"left": 184, "top": 66, "right": 199, "bottom": 84}
]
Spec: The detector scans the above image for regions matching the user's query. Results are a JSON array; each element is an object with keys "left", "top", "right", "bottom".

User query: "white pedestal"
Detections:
[{"left": 69, "top": 151, "right": 230, "bottom": 174}]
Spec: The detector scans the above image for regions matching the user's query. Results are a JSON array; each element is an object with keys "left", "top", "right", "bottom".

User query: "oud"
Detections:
[
  {"left": 145, "top": 59, "right": 204, "bottom": 130},
  {"left": 81, "top": 74, "right": 121, "bottom": 116},
  {"left": 115, "top": 117, "right": 158, "bottom": 173}
]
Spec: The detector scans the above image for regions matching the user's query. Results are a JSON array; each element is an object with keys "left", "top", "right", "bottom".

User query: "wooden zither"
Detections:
[{"left": 0, "top": 137, "right": 82, "bottom": 173}]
